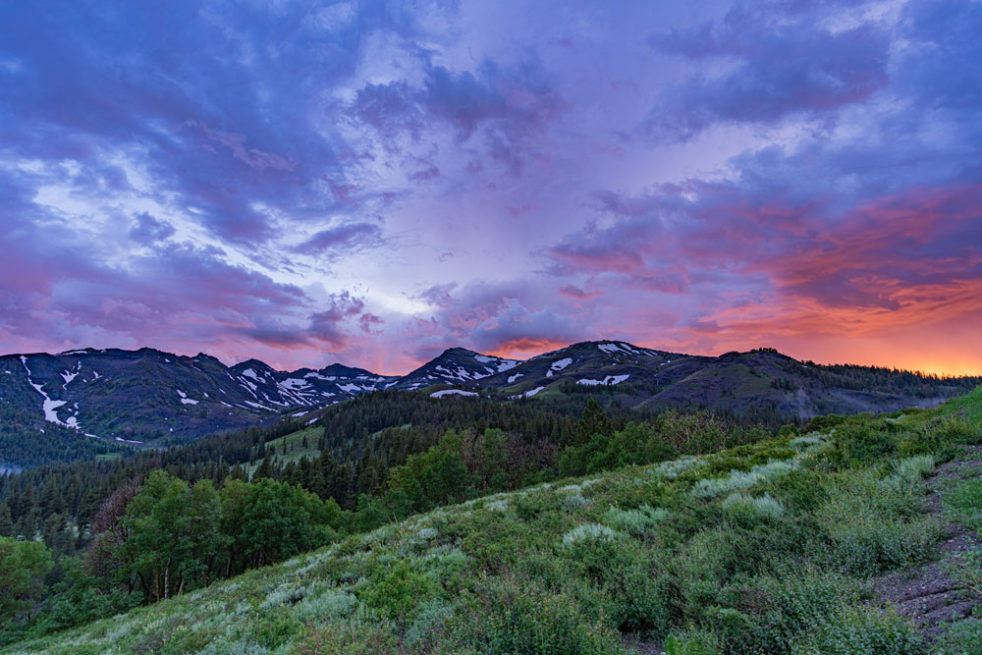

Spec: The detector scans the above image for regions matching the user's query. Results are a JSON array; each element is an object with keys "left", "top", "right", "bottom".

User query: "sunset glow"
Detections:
[{"left": 1, "top": 0, "right": 980, "bottom": 375}]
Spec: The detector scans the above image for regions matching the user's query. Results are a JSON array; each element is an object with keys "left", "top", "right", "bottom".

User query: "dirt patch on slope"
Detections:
[{"left": 874, "top": 447, "right": 982, "bottom": 642}]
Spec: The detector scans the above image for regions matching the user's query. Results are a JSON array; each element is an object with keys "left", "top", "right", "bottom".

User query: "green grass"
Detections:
[
  {"left": 943, "top": 476, "right": 982, "bottom": 535},
  {"left": 245, "top": 427, "right": 324, "bottom": 475},
  {"left": 6, "top": 388, "right": 982, "bottom": 654}
]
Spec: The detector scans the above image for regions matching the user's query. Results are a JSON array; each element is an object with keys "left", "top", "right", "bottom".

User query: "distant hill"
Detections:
[{"left": 0, "top": 341, "right": 977, "bottom": 469}]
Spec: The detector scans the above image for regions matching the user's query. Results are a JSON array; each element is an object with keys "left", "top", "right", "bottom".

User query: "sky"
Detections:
[{"left": 1, "top": 0, "right": 980, "bottom": 376}]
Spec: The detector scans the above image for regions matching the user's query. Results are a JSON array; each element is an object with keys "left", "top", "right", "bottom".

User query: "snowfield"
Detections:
[
  {"left": 430, "top": 389, "right": 479, "bottom": 398},
  {"left": 577, "top": 374, "right": 631, "bottom": 387}
]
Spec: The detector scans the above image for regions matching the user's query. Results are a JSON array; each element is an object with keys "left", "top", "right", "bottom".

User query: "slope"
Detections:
[
  {"left": 7, "top": 388, "right": 982, "bottom": 654},
  {"left": 0, "top": 349, "right": 397, "bottom": 469}
]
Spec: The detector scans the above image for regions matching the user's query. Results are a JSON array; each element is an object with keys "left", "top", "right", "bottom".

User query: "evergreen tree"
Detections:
[
  {"left": 576, "top": 399, "right": 612, "bottom": 445},
  {"left": 0, "top": 502, "right": 12, "bottom": 537}
]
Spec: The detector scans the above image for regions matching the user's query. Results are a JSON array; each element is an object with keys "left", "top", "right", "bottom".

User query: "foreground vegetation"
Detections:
[{"left": 3, "top": 388, "right": 981, "bottom": 653}]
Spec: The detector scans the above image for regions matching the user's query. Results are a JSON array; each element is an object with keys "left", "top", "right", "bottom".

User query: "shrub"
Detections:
[
  {"left": 832, "top": 423, "right": 897, "bottom": 466},
  {"left": 359, "top": 559, "right": 443, "bottom": 624},
  {"left": 662, "top": 630, "right": 721, "bottom": 655},
  {"left": 898, "top": 427, "right": 953, "bottom": 458},
  {"left": 293, "top": 588, "right": 359, "bottom": 623},
  {"left": 818, "top": 474, "right": 942, "bottom": 576},
  {"left": 653, "top": 457, "right": 701, "bottom": 480},
  {"left": 791, "top": 605, "right": 925, "bottom": 655},
  {"left": 944, "top": 478, "right": 982, "bottom": 533},
  {"left": 562, "top": 524, "right": 619, "bottom": 547},
  {"left": 748, "top": 448, "right": 796, "bottom": 465},
  {"left": 937, "top": 416, "right": 982, "bottom": 444},
  {"left": 461, "top": 576, "right": 627, "bottom": 655},
  {"left": 404, "top": 598, "right": 454, "bottom": 647},
  {"left": 691, "top": 460, "right": 798, "bottom": 499},
  {"left": 558, "top": 528, "right": 680, "bottom": 635},
  {"left": 935, "top": 617, "right": 982, "bottom": 655},
  {"left": 603, "top": 505, "right": 668, "bottom": 537},
  {"left": 196, "top": 637, "right": 269, "bottom": 655},
  {"left": 673, "top": 528, "right": 740, "bottom": 607},
  {"left": 720, "top": 493, "right": 785, "bottom": 521},
  {"left": 759, "top": 469, "right": 829, "bottom": 512},
  {"left": 295, "top": 620, "right": 399, "bottom": 655},
  {"left": 881, "top": 455, "right": 935, "bottom": 493},
  {"left": 713, "top": 569, "right": 860, "bottom": 654},
  {"left": 789, "top": 435, "right": 825, "bottom": 451}
]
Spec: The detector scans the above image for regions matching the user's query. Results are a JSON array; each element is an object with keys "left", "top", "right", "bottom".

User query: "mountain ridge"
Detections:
[{"left": 1, "top": 340, "right": 979, "bottom": 470}]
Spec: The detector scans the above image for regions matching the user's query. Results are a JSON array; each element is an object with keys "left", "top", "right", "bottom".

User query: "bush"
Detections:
[
  {"left": 720, "top": 493, "right": 785, "bottom": 523},
  {"left": 759, "top": 469, "right": 829, "bottom": 512},
  {"left": 898, "top": 426, "right": 954, "bottom": 458},
  {"left": 197, "top": 638, "right": 269, "bottom": 655},
  {"left": 881, "top": 455, "right": 935, "bottom": 493},
  {"left": 559, "top": 529, "right": 680, "bottom": 635},
  {"left": 293, "top": 587, "right": 359, "bottom": 623},
  {"left": 673, "top": 528, "right": 740, "bottom": 607},
  {"left": 359, "top": 559, "right": 444, "bottom": 624},
  {"left": 662, "top": 629, "right": 721, "bottom": 655},
  {"left": 943, "top": 478, "right": 982, "bottom": 533},
  {"left": 295, "top": 620, "right": 399, "bottom": 655},
  {"left": 562, "top": 523, "right": 619, "bottom": 547},
  {"left": 937, "top": 416, "right": 982, "bottom": 444},
  {"left": 935, "top": 617, "right": 982, "bottom": 655},
  {"left": 833, "top": 423, "right": 897, "bottom": 467},
  {"left": 404, "top": 598, "right": 454, "bottom": 647},
  {"left": 818, "top": 473, "right": 942, "bottom": 576},
  {"left": 791, "top": 605, "right": 925, "bottom": 655},
  {"left": 461, "top": 577, "right": 627, "bottom": 655},
  {"left": 713, "top": 570, "right": 860, "bottom": 654},
  {"left": 691, "top": 460, "right": 798, "bottom": 499},
  {"left": 603, "top": 505, "right": 668, "bottom": 538}
]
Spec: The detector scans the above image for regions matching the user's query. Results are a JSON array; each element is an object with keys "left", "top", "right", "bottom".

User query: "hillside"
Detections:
[
  {"left": 5, "top": 388, "right": 982, "bottom": 654},
  {"left": 1, "top": 342, "right": 977, "bottom": 471},
  {"left": 0, "top": 348, "right": 397, "bottom": 469}
]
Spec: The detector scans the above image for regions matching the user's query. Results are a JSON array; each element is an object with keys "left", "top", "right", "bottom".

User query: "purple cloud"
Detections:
[
  {"left": 0, "top": 0, "right": 980, "bottom": 376},
  {"left": 128, "top": 213, "right": 176, "bottom": 245},
  {"left": 646, "top": 1, "right": 890, "bottom": 139},
  {"left": 292, "top": 223, "right": 384, "bottom": 256}
]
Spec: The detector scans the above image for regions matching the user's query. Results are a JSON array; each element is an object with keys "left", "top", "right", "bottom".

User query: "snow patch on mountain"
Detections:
[
  {"left": 598, "top": 342, "right": 642, "bottom": 355},
  {"left": 431, "top": 389, "right": 478, "bottom": 398},
  {"left": 60, "top": 364, "right": 80, "bottom": 387},
  {"left": 177, "top": 389, "right": 200, "bottom": 405},
  {"left": 551, "top": 358, "right": 573, "bottom": 371},
  {"left": 22, "top": 356, "right": 80, "bottom": 429},
  {"left": 508, "top": 373, "right": 524, "bottom": 384},
  {"left": 523, "top": 386, "right": 545, "bottom": 397},
  {"left": 577, "top": 374, "right": 630, "bottom": 386}
]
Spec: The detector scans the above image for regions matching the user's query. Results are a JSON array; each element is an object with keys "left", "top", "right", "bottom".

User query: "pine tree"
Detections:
[{"left": 576, "top": 399, "right": 612, "bottom": 445}]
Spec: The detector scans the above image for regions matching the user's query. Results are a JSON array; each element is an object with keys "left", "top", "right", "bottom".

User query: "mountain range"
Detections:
[{"left": 1, "top": 341, "right": 978, "bottom": 470}]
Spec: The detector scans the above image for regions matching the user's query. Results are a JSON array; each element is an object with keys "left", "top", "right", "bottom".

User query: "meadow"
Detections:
[{"left": 4, "top": 389, "right": 982, "bottom": 654}]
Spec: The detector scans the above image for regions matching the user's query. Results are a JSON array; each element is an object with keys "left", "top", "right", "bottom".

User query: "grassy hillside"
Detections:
[
  {"left": 253, "top": 427, "right": 325, "bottom": 472},
  {"left": 6, "top": 389, "right": 982, "bottom": 655}
]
